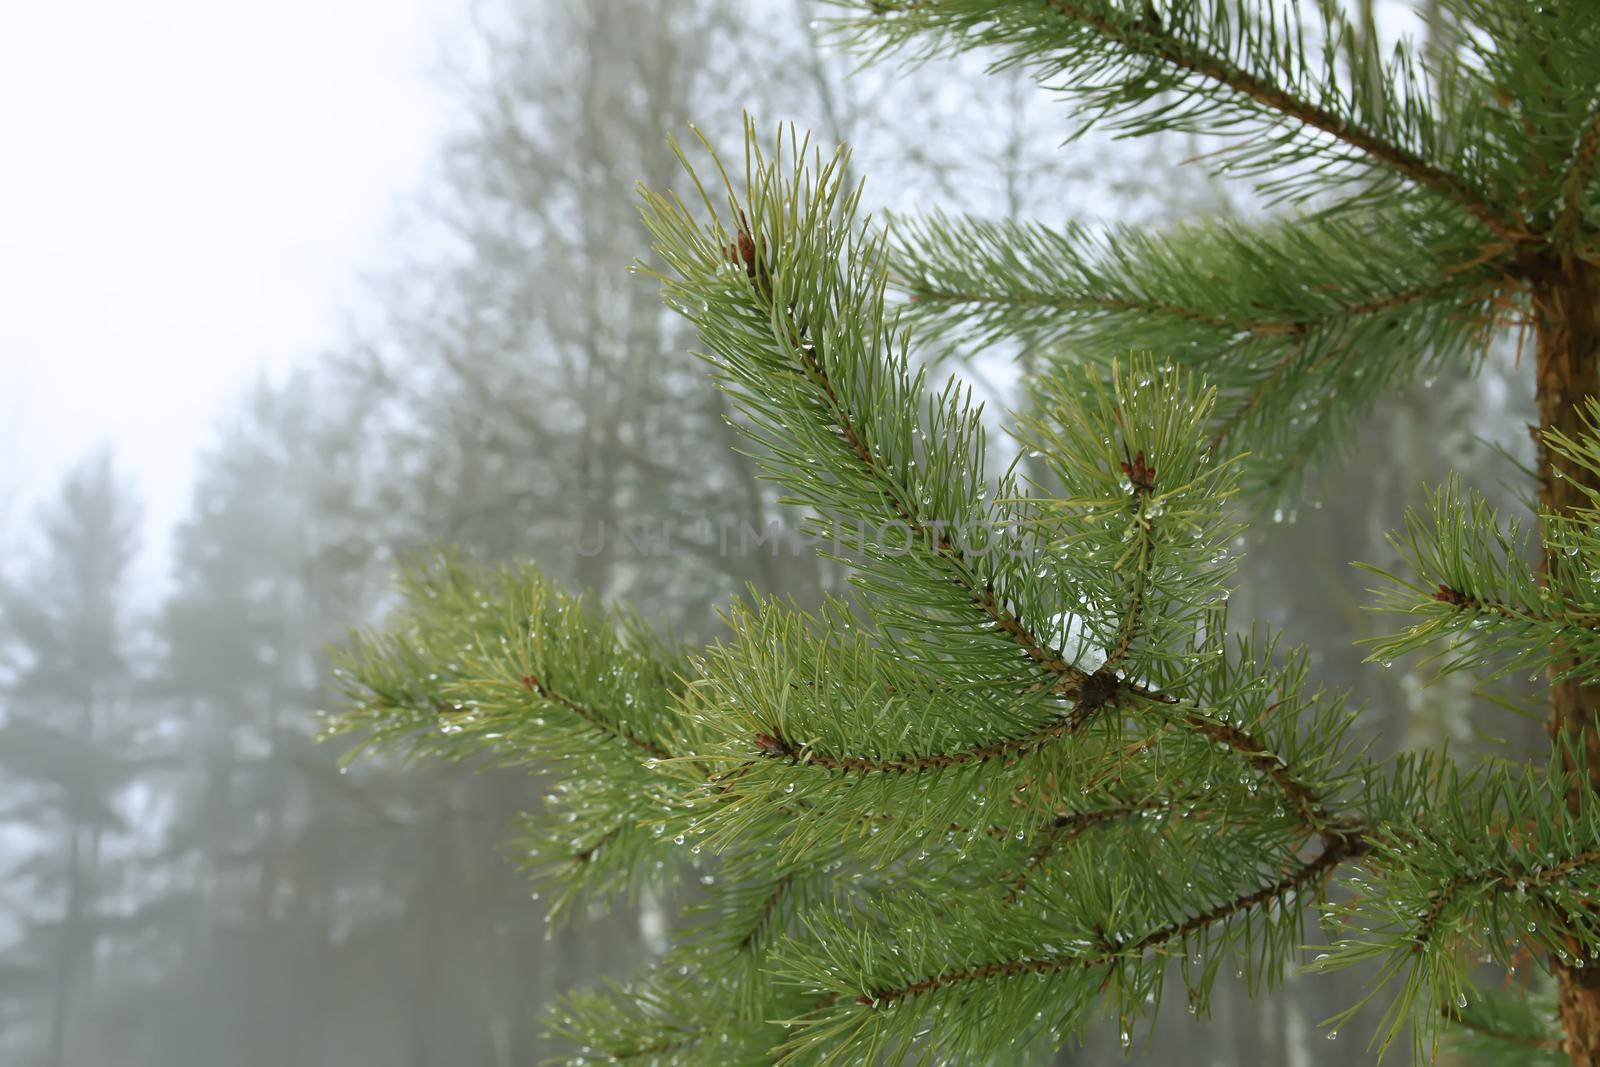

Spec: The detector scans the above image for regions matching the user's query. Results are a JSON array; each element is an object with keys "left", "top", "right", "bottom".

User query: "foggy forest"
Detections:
[{"left": 0, "top": 1, "right": 1569, "bottom": 1065}]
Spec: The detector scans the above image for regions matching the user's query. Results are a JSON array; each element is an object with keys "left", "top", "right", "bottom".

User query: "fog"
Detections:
[
  {"left": 0, "top": 2, "right": 1545, "bottom": 1064},
  {"left": 0, "top": 0, "right": 457, "bottom": 591}
]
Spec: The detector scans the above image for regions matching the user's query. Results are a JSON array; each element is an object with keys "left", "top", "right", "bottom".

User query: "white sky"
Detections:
[{"left": 0, "top": 0, "right": 460, "bottom": 592}]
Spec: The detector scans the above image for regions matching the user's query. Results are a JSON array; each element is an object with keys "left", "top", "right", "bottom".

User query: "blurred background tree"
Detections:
[{"left": 0, "top": 452, "right": 144, "bottom": 1067}]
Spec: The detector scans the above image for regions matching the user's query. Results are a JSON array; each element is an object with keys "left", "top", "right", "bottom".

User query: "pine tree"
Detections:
[
  {"left": 332, "top": 2, "right": 1600, "bottom": 1063},
  {"left": 0, "top": 450, "right": 144, "bottom": 1067},
  {"left": 139, "top": 376, "right": 359, "bottom": 1065},
  {"left": 340, "top": 0, "right": 835, "bottom": 638},
  {"left": 141, "top": 375, "right": 565, "bottom": 1065}
]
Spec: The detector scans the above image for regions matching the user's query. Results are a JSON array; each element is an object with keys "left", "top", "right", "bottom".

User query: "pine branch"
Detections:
[
  {"left": 1003, "top": 795, "right": 1209, "bottom": 905},
  {"left": 1132, "top": 686, "right": 1353, "bottom": 837},
  {"left": 676, "top": 596, "right": 1108, "bottom": 863},
  {"left": 331, "top": 1, "right": 1600, "bottom": 1054},
  {"left": 1016, "top": 363, "right": 1243, "bottom": 673},
  {"left": 784, "top": 305, "right": 1092, "bottom": 695},
  {"left": 331, "top": 555, "right": 700, "bottom": 918},
  {"left": 1456, "top": 0, "right": 1600, "bottom": 253},
  {"left": 1031, "top": 0, "right": 1511, "bottom": 234},
  {"left": 663, "top": 845, "right": 835, "bottom": 1020},
  {"left": 1200, "top": 266, "right": 1497, "bottom": 453},
  {"left": 735, "top": 873, "right": 796, "bottom": 953},
  {"left": 330, "top": 558, "right": 688, "bottom": 767},
  {"left": 1412, "top": 847, "right": 1600, "bottom": 955},
  {"left": 1311, "top": 752, "right": 1600, "bottom": 1061},
  {"left": 1014, "top": 376, "right": 1364, "bottom": 835},
  {"left": 749, "top": 709, "right": 1096, "bottom": 774},
  {"left": 523, "top": 671, "right": 672, "bottom": 762},
  {"left": 893, "top": 208, "right": 1513, "bottom": 496},
  {"left": 546, "top": 965, "right": 806, "bottom": 1066},
  {"left": 1102, "top": 469, "right": 1156, "bottom": 670},
  {"left": 642, "top": 130, "right": 1103, "bottom": 715},
  {"left": 906, "top": 253, "right": 1470, "bottom": 348},
  {"left": 643, "top": 127, "right": 1364, "bottom": 873},
  {"left": 864, "top": 834, "right": 1362, "bottom": 1008},
  {"left": 844, "top": 0, "right": 1521, "bottom": 232},
  {"left": 893, "top": 207, "right": 1504, "bottom": 346},
  {"left": 1363, "top": 461, "right": 1600, "bottom": 686},
  {"left": 645, "top": 137, "right": 1381, "bottom": 1060},
  {"left": 770, "top": 825, "right": 1367, "bottom": 1061}
]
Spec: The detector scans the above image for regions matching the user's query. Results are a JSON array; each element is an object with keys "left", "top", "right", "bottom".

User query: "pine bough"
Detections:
[{"left": 332, "top": 1, "right": 1600, "bottom": 1063}]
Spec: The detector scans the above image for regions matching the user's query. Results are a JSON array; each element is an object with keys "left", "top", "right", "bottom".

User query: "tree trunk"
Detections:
[
  {"left": 1532, "top": 261, "right": 1600, "bottom": 1065},
  {"left": 47, "top": 821, "right": 82, "bottom": 1067}
]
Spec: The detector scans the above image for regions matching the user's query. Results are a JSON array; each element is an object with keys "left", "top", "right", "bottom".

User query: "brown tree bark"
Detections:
[{"left": 1532, "top": 260, "right": 1600, "bottom": 1066}]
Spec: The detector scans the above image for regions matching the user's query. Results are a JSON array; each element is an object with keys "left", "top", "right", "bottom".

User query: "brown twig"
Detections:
[
  {"left": 736, "top": 873, "right": 798, "bottom": 952},
  {"left": 1003, "top": 800, "right": 1180, "bottom": 904},
  {"left": 1040, "top": 0, "right": 1525, "bottom": 239},
  {"left": 516, "top": 673, "right": 671, "bottom": 761},
  {"left": 859, "top": 833, "right": 1366, "bottom": 1006}
]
